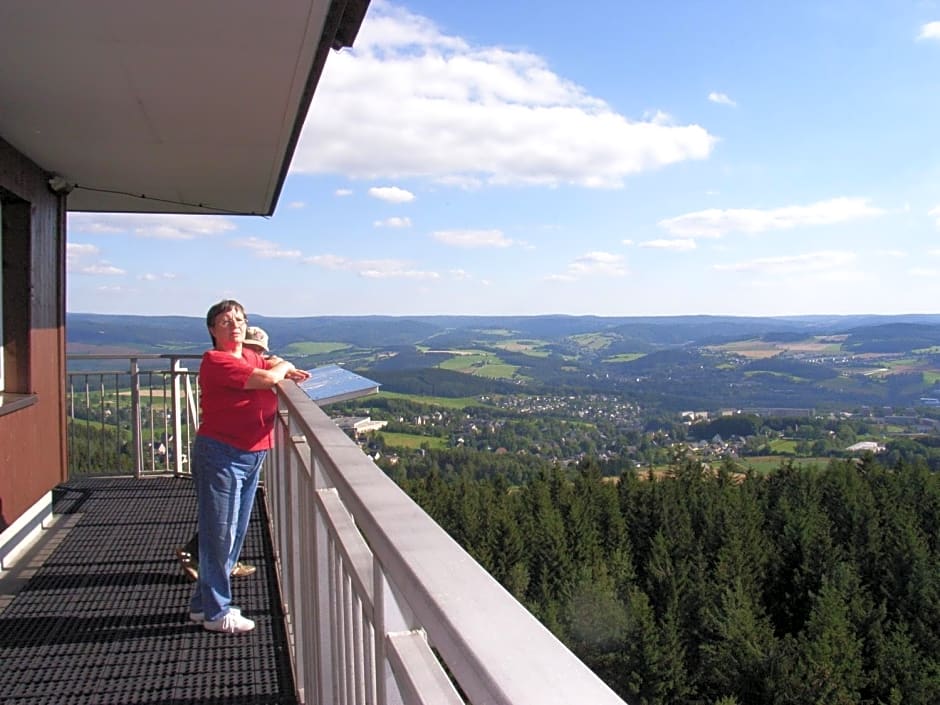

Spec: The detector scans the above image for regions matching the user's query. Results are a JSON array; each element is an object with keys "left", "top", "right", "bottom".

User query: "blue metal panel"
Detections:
[{"left": 298, "top": 364, "right": 381, "bottom": 406}]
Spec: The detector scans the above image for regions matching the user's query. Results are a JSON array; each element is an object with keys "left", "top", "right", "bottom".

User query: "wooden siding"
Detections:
[{"left": 0, "top": 138, "right": 67, "bottom": 532}]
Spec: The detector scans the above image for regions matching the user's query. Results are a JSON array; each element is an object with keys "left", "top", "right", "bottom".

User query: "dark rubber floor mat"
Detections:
[{"left": 0, "top": 476, "right": 297, "bottom": 705}]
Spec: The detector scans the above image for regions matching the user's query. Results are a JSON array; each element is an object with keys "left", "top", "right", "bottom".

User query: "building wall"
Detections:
[{"left": 0, "top": 138, "right": 67, "bottom": 531}]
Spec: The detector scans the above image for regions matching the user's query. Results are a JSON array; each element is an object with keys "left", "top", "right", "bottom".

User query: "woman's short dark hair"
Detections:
[{"left": 205, "top": 299, "right": 246, "bottom": 346}]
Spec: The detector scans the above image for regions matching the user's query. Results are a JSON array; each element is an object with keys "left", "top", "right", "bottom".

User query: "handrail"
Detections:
[
  {"left": 266, "top": 380, "right": 629, "bottom": 705},
  {"left": 66, "top": 354, "right": 201, "bottom": 478}
]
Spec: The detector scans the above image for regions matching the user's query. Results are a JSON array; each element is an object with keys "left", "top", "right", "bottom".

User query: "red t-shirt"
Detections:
[{"left": 197, "top": 348, "right": 277, "bottom": 451}]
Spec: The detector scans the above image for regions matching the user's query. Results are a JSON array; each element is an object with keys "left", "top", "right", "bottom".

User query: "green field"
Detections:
[
  {"left": 284, "top": 341, "right": 351, "bottom": 355},
  {"left": 604, "top": 353, "right": 645, "bottom": 363},
  {"left": 744, "top": 370, "right": 806, "bottom": 382},
  {"left": 378, "top": 391, "right": 490, "bottom": 409},
  {"left": 768, "top": 438, "right": 798, "bottom": 454},
  {"left": 570, "top": 333, "right": 618, "bottom": 351},
  {"left": 378, "top": 431, "right": 447, "bottom": 450},
  {"left": 922, "top": 371, "right": 940, "bottom": 386},
  {"left": 438, "top": 352, "right": 519, "bottom": 379},
  {"left": 490, "top": 339, "right": 551, "bottom": 358}
]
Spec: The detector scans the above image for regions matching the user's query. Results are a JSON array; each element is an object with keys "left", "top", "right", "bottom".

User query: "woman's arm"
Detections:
[{"left": 243, "top": 358, "right": 310, "bottom": 389}]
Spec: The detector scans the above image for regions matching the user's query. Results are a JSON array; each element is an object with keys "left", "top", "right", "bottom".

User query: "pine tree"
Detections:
[{"left": 791, "top": 577, "right": 865, "bottom": 705}]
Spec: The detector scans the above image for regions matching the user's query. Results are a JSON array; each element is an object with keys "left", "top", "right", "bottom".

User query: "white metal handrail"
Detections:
[{"left": 266, "top": 381, "right": 630, "bottom": 705}]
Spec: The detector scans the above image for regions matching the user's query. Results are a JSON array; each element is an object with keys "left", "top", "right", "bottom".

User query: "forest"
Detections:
[{"left": 390, "top": 455, "right": 940, "bottom": 705}]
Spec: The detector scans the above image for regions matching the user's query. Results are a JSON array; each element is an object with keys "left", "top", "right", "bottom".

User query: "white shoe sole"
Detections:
[
  {"left": 203, "top": 614, "right": 255, "bottom": 633},
  {"left": 189, "top": 607, "right": 240, "bottom": 623}
]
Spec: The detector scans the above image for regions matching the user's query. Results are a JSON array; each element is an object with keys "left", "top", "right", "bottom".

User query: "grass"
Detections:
[
  {"left": 438, "top": 352, "right": 519, "bottom": 379},
  {"left": 604, "top": 353, "right": 646, "bottom": 363},
  {"left": 769, "top": 438, "right": 798, "bottom": 453},
  {"left": 743, "top": 370, "right": 806, "bottom": 382},
  {"left": 708, "top": 337, "right": 843, "bottom": 359},
  {"left": 490, "top": 340, "right": 551, "bottom": 357},
  {"left": 284, "top": 341, "right": 351, "bottom": 355},
  {"left": 378, "top": 431, "right": 447, "bottom": 450},
  {"left": 475, "top": 363, "right": 519, "bottom": 379},
  {"left": 378, "top": 391, "right": 490, "bottom": 409},
  {"left": 570, "top": 333, "right": 618, "bottom": 351}
]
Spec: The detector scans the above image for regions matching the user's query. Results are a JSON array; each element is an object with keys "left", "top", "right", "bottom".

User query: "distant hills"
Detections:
[
  {"left": 66, "top": 311, "right": 940, "bottom": 352},
  {"left": 66, "top": 312, "right": 940, "bottom": 412}
]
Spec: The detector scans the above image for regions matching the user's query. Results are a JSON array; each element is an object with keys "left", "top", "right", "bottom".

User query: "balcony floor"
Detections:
[{"left": 0, "top": 476, "right": 298, "bottom": 705}]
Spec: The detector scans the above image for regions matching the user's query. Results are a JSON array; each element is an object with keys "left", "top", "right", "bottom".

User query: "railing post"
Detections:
[
  {"left": 171, "top": 358, "right": 186, "bottom": 477},
  {"left": 312, "top": 453, "right": 334, "bottom": 705},
  {"left": 129, "top": 358, "right": 143, "bottom": 479},
  {"left": 374, "top": 564, "right": 414, "bottom": 705}
]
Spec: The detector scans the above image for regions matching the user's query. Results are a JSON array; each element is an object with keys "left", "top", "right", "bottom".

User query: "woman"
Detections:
[
  {"left": 176, "top": 324, "right": 273, "bottom": 581},
  {"left": 188, "top": 300, "right": 309, "bottom": 634}
]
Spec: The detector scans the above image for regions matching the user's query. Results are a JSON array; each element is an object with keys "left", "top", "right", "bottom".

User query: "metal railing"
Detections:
[
  {"left": 64, "top": 354, "right": 630, "bottom": 705},
  {"left": 66, "top": 354, "right": 201, "bottom": 477}
]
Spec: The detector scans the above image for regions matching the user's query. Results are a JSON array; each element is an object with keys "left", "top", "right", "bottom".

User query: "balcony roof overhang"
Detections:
[{"left": 0, "top": 0, "right": 369, "bottom": 215}]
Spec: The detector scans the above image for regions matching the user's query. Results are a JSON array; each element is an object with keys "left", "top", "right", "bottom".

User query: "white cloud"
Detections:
[
  {"left": 917, "top": 21, "right": 940, "bottom": 40},
  {"left": 449, "top": 268, "right": 472, "bottom": 280},
  {"left": 138, "top": 272, "right": 179, "bottom": 281},
  {"left": 335, "top": 188, "right": 353, "bottom": 197},
  {"left": 295, "top": 4, "right": 716, "bottom": 188},
  {"left": 67, "top": 243, "right": 98, "bottom": 256},
  {"left": 374, "top": 216, "right": 413, "bottom": 228},
  {"left": 304, "top": 253, "right": 438, "bottom": 279},
  {"left": 548, "top": 251, "right": 626, "bottom": 281},
  {"left": 714, "top": 250, "right": 856, "bottom": 274},
  {"left": 68, "top": 212, "right": 236, "bottom": 240},
  {"left": 874, "top": 249, "right": 905, "bottom": 258},
  {"left": 432, "top": 229, "right": 512, "bottom": 248},
  {"left": 928, "top": 205, "right": 940, "bottom": 227},
  {"left": 287, "top": 201, "right": 306, "bottom": 209},
  {"left": 369, "top": 186, "right": 415, "bottom": 203},
  {"left": 708, "top": 92, "right": 737, "bottom": 107},
  {"left": 66, "top": 242, "right": 125, "bottom": 275},
  {"left": 232, "top": 237, "right": 302, "bottom": 259},
  {"left": 640, "top": 238, "right": 697, "bottom": 251},
  {"left": 80, "top": 264, "right": 125, "bottom": 275},
  {"left": 659, "top": 197, "right": 885, "bottom": 238},
  {"left": 910, "top": 267, "right": 940, "bottom": 277}
]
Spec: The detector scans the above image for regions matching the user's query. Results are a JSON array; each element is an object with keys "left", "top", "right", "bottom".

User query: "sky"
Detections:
[{"left": 66, "top": 0, "right": 940, "bottom": 319}]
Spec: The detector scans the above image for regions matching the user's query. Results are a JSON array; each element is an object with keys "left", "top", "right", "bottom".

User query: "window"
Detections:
[{"left": 0, "top": 187, "right": 34, "bottom": 413}]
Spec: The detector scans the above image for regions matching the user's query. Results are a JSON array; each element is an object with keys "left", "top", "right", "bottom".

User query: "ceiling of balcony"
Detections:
[{"left": 0, "top": 0, "right": 369, "bottom": 215}]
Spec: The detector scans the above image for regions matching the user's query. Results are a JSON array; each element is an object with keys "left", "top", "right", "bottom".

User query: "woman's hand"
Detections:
[{"left": 245, "top": 358, "right": 308, "bottom": 389}]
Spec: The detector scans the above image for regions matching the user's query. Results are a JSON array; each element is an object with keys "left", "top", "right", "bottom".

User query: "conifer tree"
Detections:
[{"left": 791, "top": 577, "right": 865, "bottom": 705}]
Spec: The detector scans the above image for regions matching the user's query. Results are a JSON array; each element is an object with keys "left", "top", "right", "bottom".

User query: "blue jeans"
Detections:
[{"left": 189, "top": 435, "right": 265, "bottom": 621}]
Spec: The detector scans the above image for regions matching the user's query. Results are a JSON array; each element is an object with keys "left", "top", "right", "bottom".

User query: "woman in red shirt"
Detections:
[{"left": 188, "top": 299, "right": 309, "bottom": 634}]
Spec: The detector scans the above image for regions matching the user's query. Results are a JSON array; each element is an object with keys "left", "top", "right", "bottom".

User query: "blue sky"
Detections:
[{"left": 67, "top": 0, "right": 940, "bottom": 318}]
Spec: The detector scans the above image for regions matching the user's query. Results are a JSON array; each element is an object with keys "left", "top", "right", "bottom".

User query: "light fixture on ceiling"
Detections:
[{"left": 47, "top": 175, "right": 75, "bottom": 195}]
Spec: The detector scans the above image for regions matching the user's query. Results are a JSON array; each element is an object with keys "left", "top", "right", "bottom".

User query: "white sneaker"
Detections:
[
  {"left": 203, "top": 611, "right": 254, "bottom": 633},
  {"left": 190, "top": 607, "right": 240, "bottom": 623}
]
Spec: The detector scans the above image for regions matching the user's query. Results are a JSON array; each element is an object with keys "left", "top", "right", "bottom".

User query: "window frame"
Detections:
[{"left": 0, "top": 188, "right": 37, "bottom": 416}]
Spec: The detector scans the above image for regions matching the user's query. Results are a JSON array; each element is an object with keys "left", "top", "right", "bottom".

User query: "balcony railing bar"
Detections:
[
  {"left": 271, "top": 381, "right": 628, "bottom": 705},
  {"left": 386, "top": 630, "right": 463, "bottom": 705},
  {"left": 67, "top": 354, "right": 201, "bottom": 478}
]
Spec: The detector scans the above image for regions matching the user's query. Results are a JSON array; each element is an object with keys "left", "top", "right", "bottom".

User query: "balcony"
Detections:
[{"left": 0, "top": 355, "right": 629, "bottom": 704}]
